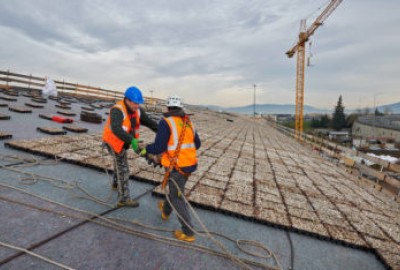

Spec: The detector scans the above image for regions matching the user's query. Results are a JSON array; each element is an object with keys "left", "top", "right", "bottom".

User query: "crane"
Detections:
[{"left": 286, "top": 0, "right": 343, "bottom": 140}]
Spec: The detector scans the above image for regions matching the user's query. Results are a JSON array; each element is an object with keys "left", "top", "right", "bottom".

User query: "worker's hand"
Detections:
[
  {"left": 131, "top": 138, "right": 139, "bottom": 152},
  {"left": 148, "top": 153, "right": 162, "bottom": 168},
  {"left": 139, "top": 148, "right": 147, "bottom": 157},
  {"left": 138, "top": 141, "right": 145, "bottom": 152}
]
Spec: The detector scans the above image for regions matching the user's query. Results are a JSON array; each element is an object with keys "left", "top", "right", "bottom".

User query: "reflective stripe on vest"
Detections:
[
  {"left": 102, "top": 100, "right": 140, "bottom": 153},
  {"left": 166, "top": 116, "right": 195, "bottom": 150},
  {"left": 106, "top": 104, "right": 140, "bottom": 136},
  {"left": 161, "top": 116, "right": 197, "bottom": 168}
]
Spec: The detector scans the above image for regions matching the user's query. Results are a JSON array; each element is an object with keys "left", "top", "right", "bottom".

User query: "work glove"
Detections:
[
  {"left": 138, "top": 147, "right": 161, "bottom": 168},
  {"left": 138, "top": 146, "right": 151, "bottom": 162},
  {"left": 139, "top": 148, "right": 147, "bottom": 157},
  {"left": 131, "top": 138, "right": 139, "bottom": 152}
]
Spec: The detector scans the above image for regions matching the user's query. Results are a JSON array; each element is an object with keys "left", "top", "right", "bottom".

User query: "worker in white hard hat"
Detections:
[{"left": 140, "top": 95, "right": 201, "bottom": 242}]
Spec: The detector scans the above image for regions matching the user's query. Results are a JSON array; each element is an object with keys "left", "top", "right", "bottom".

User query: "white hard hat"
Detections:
[{"left": 166, "top": 95, "right": 183, "bottom": 108}]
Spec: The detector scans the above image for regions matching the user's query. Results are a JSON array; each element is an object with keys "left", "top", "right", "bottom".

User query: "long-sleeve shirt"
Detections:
[
  {"left": 146, "top": 109, "right": 201, "bottom": 173},
  {"left": 110, "top": 105, "right": 158, "bottom": 148}
]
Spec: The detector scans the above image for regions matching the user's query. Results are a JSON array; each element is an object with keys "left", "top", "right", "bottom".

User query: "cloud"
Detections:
[{"left": 0, "top": 0, "right": 399, "bottom": 109}]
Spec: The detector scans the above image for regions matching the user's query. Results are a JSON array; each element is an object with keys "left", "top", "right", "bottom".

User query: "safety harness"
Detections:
[{"left": 161, "top": 115, "right": 191, "bottom": 189}]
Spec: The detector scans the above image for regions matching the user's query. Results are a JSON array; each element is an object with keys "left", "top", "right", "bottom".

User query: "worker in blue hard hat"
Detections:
[{"left": 103, "top": 86, "right": 158, "bottom": 207}]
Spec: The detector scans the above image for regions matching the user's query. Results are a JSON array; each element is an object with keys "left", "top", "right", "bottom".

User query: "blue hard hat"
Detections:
[{"left": 124, "top": 86, "right": 144, "bottom": 104}]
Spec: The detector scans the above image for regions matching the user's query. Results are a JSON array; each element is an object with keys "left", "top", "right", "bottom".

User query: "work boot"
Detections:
[
  {"left": 117, "top": 199, "right": 139, "bottom": 208},
  {"left": 158, "top": 201, "right": 169, "bottom": 221},
  {"left": 174, "top": 230, "right": 195, "bottom": 242}
]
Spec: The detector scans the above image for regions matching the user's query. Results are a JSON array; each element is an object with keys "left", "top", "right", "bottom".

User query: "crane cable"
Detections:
[{"left": 304, "top": 0, "right": 331, "bottom": 20}]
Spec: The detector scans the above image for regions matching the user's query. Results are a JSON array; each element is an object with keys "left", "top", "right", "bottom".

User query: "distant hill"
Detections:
[
  {"left": 225, "top": 104, "right": 331, "bottom": 115},
  {"left": 376, "top": 102, "right": 400, "bottom": 114},
  {"left": 200, "top": 104, "right": 329, "bottom": 115},
  {"left": 349, "top": 102, "right": 400, "bottom": 114},
  {"left": 200, "top": 101, "right": 400, "bottom": 115}
]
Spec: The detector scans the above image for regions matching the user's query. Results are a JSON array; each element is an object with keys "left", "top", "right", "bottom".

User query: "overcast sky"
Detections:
[{"left": 0, "top": 0, "right": 399, "bottom": 109}]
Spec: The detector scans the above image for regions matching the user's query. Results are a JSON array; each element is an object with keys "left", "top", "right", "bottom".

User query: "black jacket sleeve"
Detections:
[
  {"left": 146, "top": 119, "right": 169, "bottom": 155},
  {"left": 110, "top": 108, "right": 133, "bottom": 144},
  {"left": 139, "top": 107, "right": 158, "bottom": 133},
  {"left": 194, "top": 131, "right": 201, "bottom": 149}
]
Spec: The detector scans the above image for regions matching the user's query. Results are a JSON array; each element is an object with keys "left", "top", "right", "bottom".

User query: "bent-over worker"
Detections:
[{"left": 141, "top": 95, "right": 201, "bottom": 242}]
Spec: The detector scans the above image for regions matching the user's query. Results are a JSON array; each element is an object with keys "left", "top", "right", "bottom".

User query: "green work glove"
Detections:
[
  {"left": 140, "top": 148, "right": 147, "bottom": 157},
  {"left": 131, "top": 138, "right": 139, "bottom": 151}
]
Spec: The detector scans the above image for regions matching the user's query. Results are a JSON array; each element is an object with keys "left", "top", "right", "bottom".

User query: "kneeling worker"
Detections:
[{"left": 141, "top": 95, "right": 201, "bottom": 242}]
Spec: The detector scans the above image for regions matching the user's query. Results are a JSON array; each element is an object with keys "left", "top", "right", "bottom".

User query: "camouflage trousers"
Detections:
[
  {"left": 162, "top": 170, "right": 194, "bottom": 236},
  {"left": 105, "top": 144, "right": 131, "bottom": 202}
]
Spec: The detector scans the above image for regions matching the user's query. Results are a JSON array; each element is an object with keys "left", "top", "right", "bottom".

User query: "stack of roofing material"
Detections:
[
  {"left": 57, "top": 110, "right": 76, "bottom": 116},
  {"left": 24, "top": 102, "right": 44, "bottom": 108},
  {"left": 48, "top": 95, "right": 60, "bottom": 101},
  {"left": 58, "top": 101, "right": 71, "bottom": 106},
  {"left": 39, "top": 114, "right": 53, "bottom": 120},
  {"left": 36, "top": 127, "right": 67, "bottom": 135},
  {"left": 3, "top": 90, "right": 19, "bottom": 96},
  {"left": 62, "top": 125, "right": 88, "bottom": 133},
  {"left": 8, "top": 106, "right": 32, "bottom": 113},
  {"left": 0, "top": 132, "right": 12, "bottom": 139},
  {"left": 31, "top": 97, "right": 47, "bottom": 103},
  {"left": 0, "top": 113, "right": 11, "bottom": 120},
  {"left": 22, "top": 91, "right": 41, "bottom": 98},
  {"left": 81, "top": 106, "right": 94, "bottom": 111},
  {"left": 0, "top": 95, "right": 17, "bottom": 102},
  {"left": 80, "top": 112, "right": 102, "bottom": 123},
  {"left": 55, "top": 104, "right": 71, "bottom": 110}
]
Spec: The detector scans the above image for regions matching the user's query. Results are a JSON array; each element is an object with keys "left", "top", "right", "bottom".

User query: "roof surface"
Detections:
[{"left": 0, "top": 88, "right": 398, "bottom": 270}]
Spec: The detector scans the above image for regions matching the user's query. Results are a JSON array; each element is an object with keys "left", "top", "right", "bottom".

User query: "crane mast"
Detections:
[{"left": 286, "top": 0, "right": 343, "bottom": 140}]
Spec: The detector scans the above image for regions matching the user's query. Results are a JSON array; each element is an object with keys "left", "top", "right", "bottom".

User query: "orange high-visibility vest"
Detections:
[
  {"left": 161, "top": 116, "right": 197, "bottom": 168},
  {"left": 102, "top": 100, "right": 140, "bottom": 153}
]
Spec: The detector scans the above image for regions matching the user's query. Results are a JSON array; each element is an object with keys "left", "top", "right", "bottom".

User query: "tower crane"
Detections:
[{"left": 286, "top": 0, "right": 343, "bottom": 140}]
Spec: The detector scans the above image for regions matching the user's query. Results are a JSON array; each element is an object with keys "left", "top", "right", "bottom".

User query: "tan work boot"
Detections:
[
  {"left": 174, "top": 230, "right": 195, "bottom": 242},
  {"left": 117, "top": 199, "right": 139, "bottom": 208},
  {"left": 158, "top": 201, "right": 169, "bottom": 221}
]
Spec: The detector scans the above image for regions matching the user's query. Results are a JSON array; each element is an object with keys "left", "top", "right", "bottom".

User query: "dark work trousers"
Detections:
[
  {"left": 105, "top": 143, "right": 131, "bottom": 202},
  {"left": 163, "top": 170, "right": 194, "bottom": 236}
]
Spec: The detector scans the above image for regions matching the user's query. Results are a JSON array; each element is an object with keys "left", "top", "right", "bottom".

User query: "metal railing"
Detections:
[
  {"left": 274, "top": 123, "right": 400, "bottom": 198},
  {"left": 357, "top": 115, "right": 400, "bottom": 131},
  {"left": 0, "top": 69, "right": 126, "bottom": 101}
]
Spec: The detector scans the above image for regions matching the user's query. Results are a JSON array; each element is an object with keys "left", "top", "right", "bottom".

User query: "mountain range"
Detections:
[{"left": 201, "top": 102, "right": 400, "bottom": 115}]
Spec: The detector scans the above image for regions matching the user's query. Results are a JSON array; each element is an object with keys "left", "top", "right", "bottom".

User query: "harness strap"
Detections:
[{"left": 161, "top": 115, "right": 191, "bottom": 189}]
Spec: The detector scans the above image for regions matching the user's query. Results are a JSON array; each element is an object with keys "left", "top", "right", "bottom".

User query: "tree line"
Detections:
[
  {"left": 283, "top": 95, "right": 390, "bottom": 131},
  {"left": 310, "top": 95, "right": 388, "bottom": 131}
]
